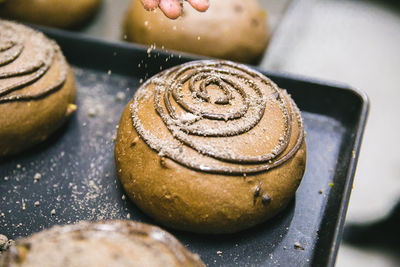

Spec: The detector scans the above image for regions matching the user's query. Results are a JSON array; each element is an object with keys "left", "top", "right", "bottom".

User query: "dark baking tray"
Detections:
[{"left": 0, "top": 27, "right": 368, "bottom": 267}]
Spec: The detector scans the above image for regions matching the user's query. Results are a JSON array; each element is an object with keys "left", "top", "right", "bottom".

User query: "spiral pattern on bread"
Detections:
[
  {"left": 131, "top": 60, "right": 304, "bottom": 175},
  {"left": 0, "top": 20, "right": 67, "bottom": 103}
]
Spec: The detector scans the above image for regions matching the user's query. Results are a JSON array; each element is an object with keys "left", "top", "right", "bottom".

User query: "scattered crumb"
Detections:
[
  {"left": 294, "top": 242, "right": 304, "bottom": 251},
  {"left": 34, "top": 201, "right": 40, "bottom": 207},
  {"left": 126, "top": 213, "right": 131, "bottom": 219},
  {"left": 217, "top": 251, "right": 222, "bottom": 255},
  {"left": 50, "top": 209, "right": 56, "bottom": 216},
  {"left": 33, "top": 173, "right": 41, "bottom": 183},
  {"left": 3, "top": 177, "right": 8, "bottom": 181},
  {"left": 67, "top": 103, "right": 78, "bottom": 114},
  {"left": 318, "top": 189, "right": 323, "bottom": 194},
  {"left": 16, "top": 164, "right": 21, "bottom": 169},
  {"left": 328, "top": 182, "right": 334, "bottom": 187},
  {"left": 121, "top": 194, "right": 126, "bottom": 200}
]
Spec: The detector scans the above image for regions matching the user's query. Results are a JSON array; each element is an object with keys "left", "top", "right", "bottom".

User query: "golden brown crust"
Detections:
[
  {"left": 0, "top": 220, "right": 205, "bottom": 267},
  {"left": 0, "top": 20, "right": 76, "bottom": 157},
  {"left": 114, "top": 60, "right": 306, "bottom": 233},
  {"left": 123, "top": 0, "right": 269, "bottom": 63},
  {"left": 0, "top": 0, "right": 101, "bottom": 29}
]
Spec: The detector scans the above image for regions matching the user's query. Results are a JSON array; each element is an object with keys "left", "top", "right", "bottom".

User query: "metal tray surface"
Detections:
[{"left": 0, "top": 29, "right": 368, "bottom": 267}]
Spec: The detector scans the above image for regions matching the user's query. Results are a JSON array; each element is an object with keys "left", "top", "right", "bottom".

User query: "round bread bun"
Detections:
[
  {"left": 115, "top": 60, "right": 306, "bottom": 234},
  {"left": 0, "top": 220, "right": 205, "bottom": 267},
  {"left": 0, "top": 0, "right": 101, "bottom": 29},
  {"left": 0, "top": 20, "right": 76, "bottom": 157},
  {"left": 123, "top": 0, "right": 269, "bottom": 64}
]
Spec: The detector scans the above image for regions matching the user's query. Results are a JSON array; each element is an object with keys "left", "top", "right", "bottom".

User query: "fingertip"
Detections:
[
  {"left": 140, "top": 0, "right": 160, "bottom": 10},
  {"left": 159, "top": 0, "right": 182, "bottom": 19},
  {"left": 187, "top": 0, "right": 209, "bottom": 12}
]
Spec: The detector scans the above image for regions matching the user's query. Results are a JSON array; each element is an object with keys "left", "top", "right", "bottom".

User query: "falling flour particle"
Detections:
[
  {"left": 88, "top": 108, "right": 96, "bottom": 117},
  {"left": 116, "top": 92, "right": 126, "bottom": 101}
]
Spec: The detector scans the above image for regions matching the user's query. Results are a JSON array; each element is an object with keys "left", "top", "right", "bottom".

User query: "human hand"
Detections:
[{"left": 140, "top": 0, "right": 209, "bottom": 19}]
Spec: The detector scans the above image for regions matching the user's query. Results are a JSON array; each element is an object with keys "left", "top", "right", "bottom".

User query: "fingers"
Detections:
[
  {"left": 187, "top": 0, "right": 209, "bottom": 12},
  {"left": 159, "top": 0, "right": 182, "bottom": 19},
  {"left": 140, "top": 0, "right": 160, "bottom": 11},
  {"left": 141, "top": 0, "right": 208, "bottom": 19}
]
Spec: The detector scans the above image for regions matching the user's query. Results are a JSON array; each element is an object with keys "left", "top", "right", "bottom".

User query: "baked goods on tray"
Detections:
[
  {"left": 0, "top": 20, "right": 76, "bottom": 157},
  {"left": 115, "top": 60, "right": 306, "bottom": 233},
  {"left": 0, "top": 0, "right": 101, "bottom": 29},
  {"left": 123, "top": 0, "right": 269, "bottom": 63},
  {"left": 0, "top": 220, "right": 204, "bottom": 267}
]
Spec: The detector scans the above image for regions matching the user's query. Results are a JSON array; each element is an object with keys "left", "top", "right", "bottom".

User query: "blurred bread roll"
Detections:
[
  {"left": 123, "top": 0, "right": 269, "bottom": 63},
  {"left": 0, "top": 220, "right": 204, "bottom": 267},
  {"left": 0, "top": 20, "right": 76, "bottom": 156},
  {"left": 0, "top": 0, "right": 101, "bottom": 29}
]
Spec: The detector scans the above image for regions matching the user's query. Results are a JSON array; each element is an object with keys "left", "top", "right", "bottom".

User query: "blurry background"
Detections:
[
  {"left": 2, "top": 0, "right": 399, "bottom": 265},
  {"left": 261, "top": 0, "right": 400, "bottom": 266}
]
